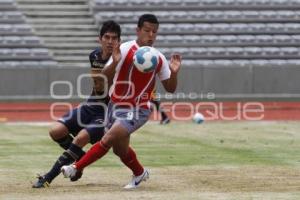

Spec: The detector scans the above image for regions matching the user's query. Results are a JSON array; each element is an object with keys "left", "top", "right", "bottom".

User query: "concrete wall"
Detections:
[{"left": 1, "top": 65, "right": 300, "bottom": 101}]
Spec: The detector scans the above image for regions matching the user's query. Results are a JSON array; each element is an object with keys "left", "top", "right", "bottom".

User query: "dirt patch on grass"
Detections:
[{"left": 1, "top": 166, "right": 299, "bottom": 200}]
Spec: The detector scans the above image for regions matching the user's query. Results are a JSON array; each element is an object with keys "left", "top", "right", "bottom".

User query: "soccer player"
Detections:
[
  {"left": 61, "top": 14, "right": 181, "bottom": 189},
  {"left": 32, "top": 20, "right": 121, "bottom": 188},
  {"left": 150, "top": 89, "right": 170, "bottom": 124}
]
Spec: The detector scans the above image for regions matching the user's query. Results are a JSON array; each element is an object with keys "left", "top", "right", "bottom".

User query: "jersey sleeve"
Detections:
[{"left": 157, "top": 53, "right": 171, "bottom": 81}]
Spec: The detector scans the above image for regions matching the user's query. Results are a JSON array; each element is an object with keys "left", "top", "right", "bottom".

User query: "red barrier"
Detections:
[{"left": 0, "top": 101, "right": 300, "bottom": 122}]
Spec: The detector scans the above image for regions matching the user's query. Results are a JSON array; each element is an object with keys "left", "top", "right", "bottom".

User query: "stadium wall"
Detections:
[{"left": 1, "top": 65, "right": 300, "bottom": 101}]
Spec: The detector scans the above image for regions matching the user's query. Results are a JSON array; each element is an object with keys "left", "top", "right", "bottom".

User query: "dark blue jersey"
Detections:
[
  {"left": 89, "top": 47, "right": 108, "bottom": 70},
  {"left": 87, "top": 47, "right": 110, "bottom": 104}
]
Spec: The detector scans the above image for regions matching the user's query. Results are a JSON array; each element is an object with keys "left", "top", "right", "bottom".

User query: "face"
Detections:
[
  {"left": 99, "top": 32, "right": 119, "bottom": 56},
  {"left": 136, "top": 22, "right": 158, "bottom": 47}
]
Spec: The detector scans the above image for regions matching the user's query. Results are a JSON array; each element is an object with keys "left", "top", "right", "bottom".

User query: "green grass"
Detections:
[
  {"left": 0, "top": 121, "right": 299, "bottom": 170},
  {"left": 1, "top": 121, "right": 300, "bottom": 200}
]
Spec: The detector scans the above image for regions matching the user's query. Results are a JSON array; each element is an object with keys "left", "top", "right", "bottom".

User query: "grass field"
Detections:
[{"left": 0, "top": 121, "right": 300, "bottom": 200}]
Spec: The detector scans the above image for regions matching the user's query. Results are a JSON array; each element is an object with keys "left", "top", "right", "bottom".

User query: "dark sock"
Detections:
[
  {"left": 152, "top": 100, "right": 169, "bottom": 120},
  {"left": 160, "top": 110, "right": 168, "bottom": 121},
  {"left": 44, "top": 144, "right": 85, "bottom": 183},
  {"left": 54, "top": 135, "right": 73, "bottom": 150},
  {"left": 152, "top": 99, "right": 160, "bottom": 110},
  {"left": 68, "top": 143, "right": 86, "bottom": 161}
]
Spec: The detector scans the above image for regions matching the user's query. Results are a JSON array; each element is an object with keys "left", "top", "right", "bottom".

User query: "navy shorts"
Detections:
[
  {"left": 58, "top": 103, "right": 107, "bottom": 144},
  {"left": 106, "top": 102, "right": 151, "bottom": 134}
]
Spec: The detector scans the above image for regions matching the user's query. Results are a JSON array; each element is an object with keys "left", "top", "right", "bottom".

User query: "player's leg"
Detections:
[
  {"left": 33, "top": 107, "right": 85, "bottom": 188},
  {"left": 112, "top": 108, "right": 150, "bottom": 188},
  {"left": 43, "top": 130, "right": 89, "bottom": 183},
  {"left": 61, "top": 122, "right": 128, "bottom": 178},
  {"left": 33, "top": 129, "right": 91, "bottom": 188},
  {"left": 49, "top": 107, "right": 83, "bottom": 150},
  {"left": 62, "top": 106, "right": 151, "bottom": 188},
  {"left": 151, "top": 99, "right": 170, "bottom": 124},
  {"left": 113, "top": 138, "right": 148, "bottom": 189},
  {"left": 67, "top": 120, "right": 106, "bottom": 182},
  {"left": 113, "top": 138, "right": 143, "bottom": 176},
  {"left": 49, "top": 122, "right": 73, "bottom": 150},
  {"left": 62, "top": 106, "right": 149, "bottom": 173}
]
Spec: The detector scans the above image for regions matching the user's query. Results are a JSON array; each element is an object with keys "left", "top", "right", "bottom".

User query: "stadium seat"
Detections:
[
  {"left": 13, "top": 48, "right": 31, "bottom": 57},
  {"left": 220, "top": 35, "right": 238, "bottom": 44},
  {"left": 214, "top": 59, "right": 234, "bottom": 67},
  {"left": 255, "top": 35, "right": 273, "bottom": 43},
  {"left": 23, "top": 36, "right": 42, "bottom": 46},
  {"left": 273, "top": 35, "right": 293, "bottom": 44},
  {"left": 250, "top": 59, "right": 269, "bottom": 67},
  {"left": 281, "top": 47, "right": 299, "bottom": 56},
  {"left": 262, "top": 47, "right": 281, "bottom": 56},
  {"left": 291, "top": 35, "right": 300, "bottom": 43},
  {"left": 226, "top": 47, "right": 244, "bottom": 56},
  {"left": 0, "top": 48, "right": 12, "bottom": 57},
  {"left": 31, "top": 48, "right": 52, "bottom": 58},
  {"left": 237, "top": 35, "right": 256, "bottom": 43},
  {"left": 232, "top": 59, "right": 252, "bottom": 67},
  {"left": 244, "top": 47, "right": 263, "bottom": 56},
  {"left": 287, "top": 59, "right": 300, "bottom": 65}
]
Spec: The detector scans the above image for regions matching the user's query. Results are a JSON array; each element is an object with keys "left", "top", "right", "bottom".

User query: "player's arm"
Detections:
[
  {"left": 101, "top": 43, "right": 121, "bottom": 82},
  {"left": 161, "top": 53, "right": 182, "bottom": 93},
  {"left": 91, "top": 68, "right": 106, "bottom": 93}
]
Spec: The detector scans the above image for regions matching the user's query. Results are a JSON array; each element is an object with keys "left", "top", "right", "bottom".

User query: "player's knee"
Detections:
[
  {"left": 112, "top": 147, "right": 121, "bottom": 156},
  {"left": 49, "top": 127, "right": 61, "bottom": 141},
  {"left": 49, "top": 123, "right": 68, "bottom": 141},
  {"left": 112, "top": 147, "right": 127, "bottom": 158}
]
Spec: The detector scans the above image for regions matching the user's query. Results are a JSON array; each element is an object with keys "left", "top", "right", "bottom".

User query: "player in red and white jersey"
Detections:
[
  {"left": 61, "top": 14, "right": 181, "bottom": 189},
  {"left": 107, "top": 39, "right": 171, "bottom": 109}
]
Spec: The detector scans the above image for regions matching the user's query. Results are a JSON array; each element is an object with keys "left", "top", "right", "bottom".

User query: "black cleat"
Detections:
[
  {"left": 70, "top": 170, "right": 83, "bottom": 182},
  {"left": 32, "top": 174, "right": 50, "bottom": 188},
  {"left": 160, "top": 118, "right": 170, "bottom": 125}
]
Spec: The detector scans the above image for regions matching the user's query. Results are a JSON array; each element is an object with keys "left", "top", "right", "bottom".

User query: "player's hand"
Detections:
[
  {"left": 169, "top": 53, "right": 182, "bottom": 74},
  {"left": 112, "top": 42, "right": 121, "bottom": 65}
]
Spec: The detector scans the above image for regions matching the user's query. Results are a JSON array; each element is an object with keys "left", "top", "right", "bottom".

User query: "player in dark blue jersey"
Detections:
[{"left": 32, "top": 20, "right": 121, "bottom": 188}]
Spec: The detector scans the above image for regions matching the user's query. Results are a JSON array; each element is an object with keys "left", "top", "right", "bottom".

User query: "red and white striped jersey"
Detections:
[{"left": 105, "top": 40, "right": 171, "bottom": 109}]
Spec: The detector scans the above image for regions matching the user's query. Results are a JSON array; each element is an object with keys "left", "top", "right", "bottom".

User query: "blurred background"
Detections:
[{"left": 1, "top": 0, "right": 300, "bottom": 122}]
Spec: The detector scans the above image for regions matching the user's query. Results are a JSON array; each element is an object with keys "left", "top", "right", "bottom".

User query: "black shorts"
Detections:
[{"left": 58, "top": 103, "right": 107, "bottom": 144}]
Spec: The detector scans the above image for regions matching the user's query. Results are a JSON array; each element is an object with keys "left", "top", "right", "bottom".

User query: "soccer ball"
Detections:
[
  {"left": 193, "top": 112, "right": 204, "bottom": 124},
  {"left": 133, "top": 46, "right": 159, "bottom": 73}
]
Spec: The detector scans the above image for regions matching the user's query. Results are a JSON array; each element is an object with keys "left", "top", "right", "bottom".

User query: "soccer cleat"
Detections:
[
  {"left": 61, "top": 165, "right": 77, "bottom": 179},
  {"left": 124, "top": 169, "right": 150, "bottom": 189},
  {"left": 70, "top": 170, "right": 83, "bottom": 182},
  {"left": 160, "top": 118, "right": 170, "bottom": 125},
  {"left": 32, "top": 174, "right": 50, "bottom": 188}
]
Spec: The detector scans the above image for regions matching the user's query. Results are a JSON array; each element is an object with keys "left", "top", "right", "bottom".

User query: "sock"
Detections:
[
  {"left": 152, "top": 100, "right": 168, "bottom": 121},
  {"left": 54, "top": 135, "right": 73, "bottom": 150},
  {"left": 75, "top": 140, "right": 109, "bottom": 171},
  {"left": 152, "top": 99, "right": 160, "bottom": 110},
  {"left": 44, "top": 144, "right": 85, "bottom": 182},
  {"left": 160, "top": 110, "right": 168, "bottom": 121},
  {"left": 120, "top": 146, "right": 144, "bottom": 176},
  {"left": 68, "top": 143, "right": 86, "bottom": 160}
]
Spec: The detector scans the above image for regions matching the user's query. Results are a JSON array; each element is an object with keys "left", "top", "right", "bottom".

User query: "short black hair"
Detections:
[
  {"left": 99, "top": 20, "right": 121, "bottom": 38},
  {"left": 137, "top": 14, "right": 159, "bottom": 28}
]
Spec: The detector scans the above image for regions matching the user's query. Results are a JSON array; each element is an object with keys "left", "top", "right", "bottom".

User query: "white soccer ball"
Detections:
[
  {"left": 193, "top": 112, "right": 205, "bottom": 124},
  {"left": 133, "top": 46, "right": 159, "bottom": 73}
]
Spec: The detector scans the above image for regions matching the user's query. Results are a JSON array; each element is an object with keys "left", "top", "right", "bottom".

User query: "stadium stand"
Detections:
[
  {"left": 16, "top": 0, "right": 98, "bottom": 68},
  {"left": 91, "top": 0, "right": 300, "bottom": 67},
  {"left": 0, "top": 0, "right": 56, "bottom": 67},
  {"left": 1, "top": 0, "right": 300, "bottom": 99}
]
